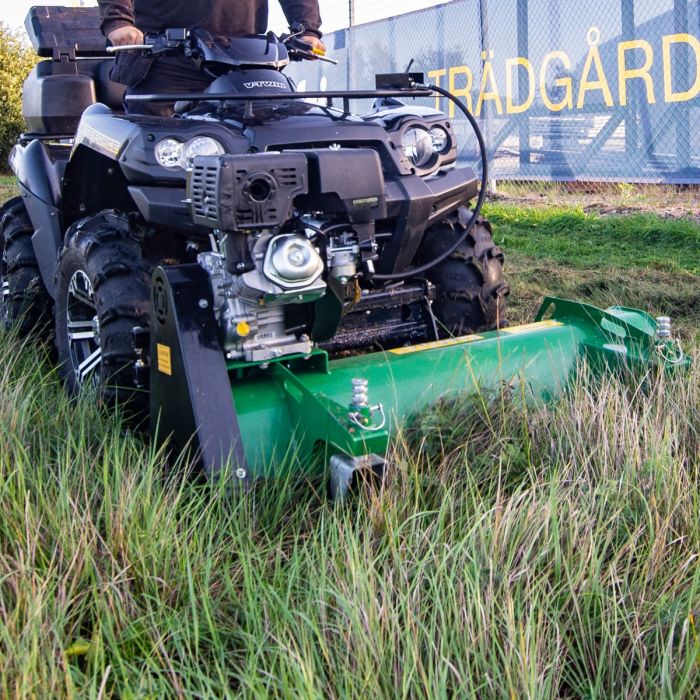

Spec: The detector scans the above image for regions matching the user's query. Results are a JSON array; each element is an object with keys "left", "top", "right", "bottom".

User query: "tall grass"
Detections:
[{"left": 1, "top": 329, "right": 699, "bottom": 698}]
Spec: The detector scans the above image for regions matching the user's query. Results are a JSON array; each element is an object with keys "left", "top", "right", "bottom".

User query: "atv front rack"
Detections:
[{"left": 126, "top": 88, "right": 434, "bottom": 114}]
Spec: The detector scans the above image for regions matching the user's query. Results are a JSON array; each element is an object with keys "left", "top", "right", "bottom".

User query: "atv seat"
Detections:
[{"left": 22, "top": 6, "right": 126, "bottom": 135}]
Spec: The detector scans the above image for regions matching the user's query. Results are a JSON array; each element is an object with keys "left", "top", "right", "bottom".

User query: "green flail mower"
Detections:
[
  {"left": 148, "top": 280, "right": 689, "bottom": 497},
  {"left": 1, "top": 8, "right": 690, "bottom": 497}
]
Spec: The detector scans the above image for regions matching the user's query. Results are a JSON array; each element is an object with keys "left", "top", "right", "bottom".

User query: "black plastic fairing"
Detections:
[{"left": 378, "top": 168, "right": 479, "bottom": 274}]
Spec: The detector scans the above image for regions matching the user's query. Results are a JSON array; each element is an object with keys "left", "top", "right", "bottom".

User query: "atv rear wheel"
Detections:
[
  {"left": 0, "top": 197, "right": 51, "bottom": 336},
  {"left": 420, "top": 217, "right": 508, "bottom": 336},
  {"left": 55, "top": 211, "right": 150, "bottom": 412}
]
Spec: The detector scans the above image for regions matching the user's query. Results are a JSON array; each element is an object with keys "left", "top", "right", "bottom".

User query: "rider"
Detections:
[{"left": 97, "top": 0, "right": 325, "bottom": 115}]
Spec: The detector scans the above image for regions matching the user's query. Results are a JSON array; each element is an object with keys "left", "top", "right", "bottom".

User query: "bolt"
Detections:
[
  {"left": 198, "top": 298, "right": 209, "bottom": 309},
  {"left": 236, "top": 468, "right": 247, "bottom": 479}
]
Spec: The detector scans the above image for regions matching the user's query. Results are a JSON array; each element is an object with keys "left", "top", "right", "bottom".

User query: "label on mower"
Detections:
[
  {"left": 500, "top": 320, "right": 564, "bottom": 335},
  {"left": 157, "top": 343, "right": 172, "bottom": 376},
  {"left": 389, "top": 320, "right": 564, "bottom": 356},
  {"left": 389, "top": 333, "right": 484, "bottom": 355}
]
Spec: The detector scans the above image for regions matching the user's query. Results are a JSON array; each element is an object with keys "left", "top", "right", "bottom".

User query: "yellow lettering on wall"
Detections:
[
  {"left": 662, "top": 33, "right": 700, "bottom": 103},
  {"left": 505, "top": 57, "right": 535, "bottom": 113},
  {"left": 448, "top": 66, "right": 473, "bottom": 115},
  {"left": 618, "top": 39, "right": 656, "bottom": 105},
  {"left": 475, "top": 60, "right": 503, "bottom": 116},
  {"left": 539, "top": 51, "right": 573, "bottom": 112},
  {"left": 577, "top": 28, "right": 614, "bottom": 108},
  {"left": 427, "top": 68, "right": 447, "bottom": 110}
]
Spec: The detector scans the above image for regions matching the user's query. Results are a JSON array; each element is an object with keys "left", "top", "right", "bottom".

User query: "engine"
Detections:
[
  {"left": 198, "top": 222, "right": 361, "bottom": 362},
  {"left": 188, "top": 149, "right": 383, "bottom": 363}
]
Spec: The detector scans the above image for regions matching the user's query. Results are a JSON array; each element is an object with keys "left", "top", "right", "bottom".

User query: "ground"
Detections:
[{"left": 1, "top": 176, "right": 699, "bottom": 698}]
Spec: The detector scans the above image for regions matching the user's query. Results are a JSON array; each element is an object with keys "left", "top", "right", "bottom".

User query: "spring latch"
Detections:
[
  {"left": 348, "top": 378, "right": 386, "bottom": 432},
  {"left": 654, "top": 316, "right": 686, "bottom": 365}
]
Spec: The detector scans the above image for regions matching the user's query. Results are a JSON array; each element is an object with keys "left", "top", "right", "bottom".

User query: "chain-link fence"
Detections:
[{"left": 287, "top": 0, "right": 700, "bottom": 192}]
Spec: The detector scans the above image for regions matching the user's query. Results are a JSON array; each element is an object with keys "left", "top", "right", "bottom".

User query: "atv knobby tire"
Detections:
[
  {"left": 420, "top": 217, "right": 508, "bottom": 336},
  {"left": 0, "top": 197, "right": 51, "bottom": 336},
  {"left": 55, "top": 211, "right": 150, "bottom": 412}
]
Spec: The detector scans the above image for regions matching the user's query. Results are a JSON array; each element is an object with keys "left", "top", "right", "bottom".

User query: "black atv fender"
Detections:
[
  {"left": 62, "top": 104, "right": 138, "bottom": 229},
  {"left": 10, "top": 139, "right": 64, "bottom": 298}
]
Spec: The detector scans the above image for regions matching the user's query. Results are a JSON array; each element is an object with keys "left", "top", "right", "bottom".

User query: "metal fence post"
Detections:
[
  {"left": 517, "top": 0, "right": 531, "bottom": 170},
  {"left": 479, "top": 0, "right": 498, "bottom": 192},
  {"left": 621, "top": 0, "right": 638, "bottom": 159},
  {"left": 674, "top": 0, "right": 691, "bottom": 172}
]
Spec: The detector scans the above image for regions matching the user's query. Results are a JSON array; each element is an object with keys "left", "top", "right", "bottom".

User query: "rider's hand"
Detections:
[
  {"left": 107, "top": 25, "right": 145, "bottom": 47},
  {"left": 299, "top": 33, "right": 326, "bottom": 56}
]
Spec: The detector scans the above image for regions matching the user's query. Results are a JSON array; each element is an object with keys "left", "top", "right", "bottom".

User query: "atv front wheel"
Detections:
[
  {"left": 55, "top": 211, "right": 150, "bottom": 411},
  {"left": 0, "top": 197, "right": 51, "bottom": 336},
  {"left": 420, "top": 217, "right": 508, "bottom": 336}
]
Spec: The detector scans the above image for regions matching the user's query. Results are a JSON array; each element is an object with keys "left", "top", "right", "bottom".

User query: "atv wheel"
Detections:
[
  {"left": 55, "top": 211, "right": 150, "bottom": 411},
  {"left": 420, "top": 217, "right": 508, "bottom": 335},
  {"left": 0, "top": 197, "right": 51, "bottom": 335}
]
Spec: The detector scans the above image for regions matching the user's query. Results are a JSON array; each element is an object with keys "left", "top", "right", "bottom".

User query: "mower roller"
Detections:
[{"left": 2, "top": 6, "right": 690, "bottom": 497}]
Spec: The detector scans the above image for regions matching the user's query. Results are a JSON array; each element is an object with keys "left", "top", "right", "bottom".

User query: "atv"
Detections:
[{"left": 2, "top": 6, "right": 687, "bottom": 495}]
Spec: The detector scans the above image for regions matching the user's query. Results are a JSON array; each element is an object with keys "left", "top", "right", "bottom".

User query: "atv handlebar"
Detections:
[{"left": 105, "top": 29, "right": 336, "bottom": 64}]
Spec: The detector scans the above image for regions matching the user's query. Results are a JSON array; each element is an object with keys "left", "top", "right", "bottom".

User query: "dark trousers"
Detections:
[{"left": 113, "top": 53, "right": 213, "bottom": 116}]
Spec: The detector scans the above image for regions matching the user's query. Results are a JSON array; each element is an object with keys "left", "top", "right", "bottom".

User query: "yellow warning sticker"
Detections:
[
  {"left": 157, "top": 343, "right": 172, "bottom": 376},
  {"left": 389, "top": 334, "right": 483, "bottom": 355},
  {"left": 500, "top": 320, "right": 564, "bottom": 335}
]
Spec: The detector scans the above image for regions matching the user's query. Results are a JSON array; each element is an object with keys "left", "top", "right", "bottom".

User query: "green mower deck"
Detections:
[{"left": 149, "top": 264, "right": 689, "bottom": 494}]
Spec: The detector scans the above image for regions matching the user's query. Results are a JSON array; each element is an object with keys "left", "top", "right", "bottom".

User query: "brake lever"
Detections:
[
  {"left": 285, "top": 38, "right": 338, "bottom": 64},
  {"left": 106, "top": 44, "right": 154, "bottom": 53},
  {"left": 299, "top": 50, "right": 338, "bottom": 65}
]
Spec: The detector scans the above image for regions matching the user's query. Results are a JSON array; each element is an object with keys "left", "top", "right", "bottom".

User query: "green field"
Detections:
[{"left": 1, "top": 177, "right": 700, "bottom": 697}]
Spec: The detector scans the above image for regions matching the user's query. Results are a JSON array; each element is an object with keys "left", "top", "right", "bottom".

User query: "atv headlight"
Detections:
[
  {"left": 402, "top": 127, "right": 433, "bottom": 168},
  {"left": 179, "top": 136, "right": 225, "bottom": 170},
  {"left": 154, "top": 138, "right": 183, "bottom": 169},
  {"left": 429, "top": 126, "right": 449, "bottom": 153}
]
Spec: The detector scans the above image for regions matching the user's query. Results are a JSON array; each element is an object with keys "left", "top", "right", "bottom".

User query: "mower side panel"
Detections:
[{"left": 149, "top": 264, "right": 248, "bottom": 480}]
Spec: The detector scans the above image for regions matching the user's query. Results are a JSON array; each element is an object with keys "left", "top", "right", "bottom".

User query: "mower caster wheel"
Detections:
[
  {"left": 55, "top": 211, "right": 151, "bottom": 416},
  {"left": 420, "top": 216, "right": 508, "bottom": 336},
  {"left": 329, "top": 453, "right": 387, "bottom": 501},
  {"left": 0, "top": 197, "right": 51, "bottom": 337}
]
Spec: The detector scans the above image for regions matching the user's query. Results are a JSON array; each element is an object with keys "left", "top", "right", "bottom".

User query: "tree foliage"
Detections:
[{"left": 0, "top": 23, "right": 37, "bottom": 170}]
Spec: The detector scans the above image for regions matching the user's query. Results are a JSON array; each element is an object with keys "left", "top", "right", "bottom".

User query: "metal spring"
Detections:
[
  {"left": 656, "top": 316, "right": 672, "bottom": 339},
  {"left": 351, "top": 378, "right": 369, "bottom": 408}
]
